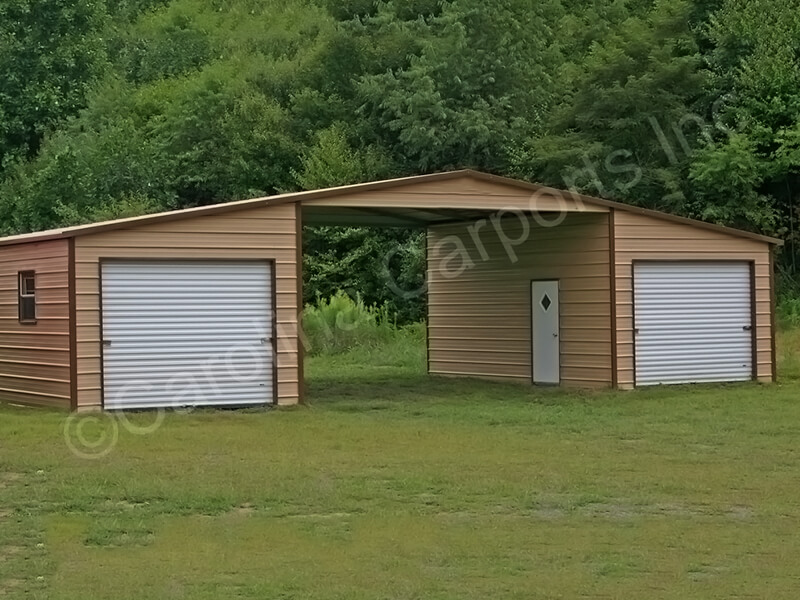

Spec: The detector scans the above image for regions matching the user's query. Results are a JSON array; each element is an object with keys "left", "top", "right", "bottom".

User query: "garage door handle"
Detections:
[
  {"left": 103, "top": 340, "right": 112, "bottom": 347},
  {"left": 743, "top": 325, "right": 752, "bottom": 331}
]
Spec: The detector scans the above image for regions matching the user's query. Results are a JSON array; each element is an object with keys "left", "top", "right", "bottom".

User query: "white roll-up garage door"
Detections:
[
  {"left": 101, "top": 261, "right": 274, "bottom": 409},
  {"left": 634, "top": 261, "right": 753, "bottom": 386}
]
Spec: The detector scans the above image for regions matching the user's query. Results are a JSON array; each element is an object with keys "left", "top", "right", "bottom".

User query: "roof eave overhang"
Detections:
[{"left": 0, "top": 169, "right": 784, "bottom": 247}]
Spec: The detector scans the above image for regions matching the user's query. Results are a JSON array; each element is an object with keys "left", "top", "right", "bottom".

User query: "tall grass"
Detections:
[
  {"left": 778, "top": 295, "right": 800, "bottom": 329},
  {"left": 776, "top": 295, "right": 800, "bottom": 380},
  {"left": 302, "top": 291, "right": 423, "bottom": 356}
]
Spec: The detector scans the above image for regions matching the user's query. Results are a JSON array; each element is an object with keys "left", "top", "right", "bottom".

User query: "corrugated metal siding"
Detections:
[
  {"left": 303, "top": 178, "right": 609, "bottom": 212},
  {"left": 427, "top": 213, "right": 612, "bottom": 388},
  {"left": 0, "top": 239, "right": 71, "bottom": 408},
  {"left": 634, "top": 262, "right": 753, "bottom": 385},
  {"left": 614, "top": 210, "right": 773, "bottom": 387},
  {"left": 74, "top": 203, "right": 299, "bottom": 410},
  {"left": 101, "top": 261, "right": 274, "bottom": 409}
]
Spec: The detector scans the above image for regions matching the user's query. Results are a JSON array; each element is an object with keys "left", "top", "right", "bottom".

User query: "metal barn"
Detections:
[{"left": 0, "top": 171, "right": 781, "bottom": 410}]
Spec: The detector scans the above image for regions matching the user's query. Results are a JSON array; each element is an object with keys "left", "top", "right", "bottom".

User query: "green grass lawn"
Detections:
[{"left": 3, "top": 332, "right": 800, "bottom": 598}]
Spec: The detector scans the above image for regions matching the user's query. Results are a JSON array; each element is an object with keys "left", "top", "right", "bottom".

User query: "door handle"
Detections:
[
  {"left": 743, "top": 325, "right": 752, "bottom": 332},
  {"left": 553, "top": 333, "right": 558, "bottom": 338}
]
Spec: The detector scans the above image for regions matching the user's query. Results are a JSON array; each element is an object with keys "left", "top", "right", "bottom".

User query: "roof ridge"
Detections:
[{"left": 0, "top": 170, "right": 782, "bottom": 246}]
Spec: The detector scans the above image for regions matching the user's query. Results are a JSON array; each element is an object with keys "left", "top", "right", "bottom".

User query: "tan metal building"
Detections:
[{"left": 0, "top": 170, "right": 781, "bottom": 411}]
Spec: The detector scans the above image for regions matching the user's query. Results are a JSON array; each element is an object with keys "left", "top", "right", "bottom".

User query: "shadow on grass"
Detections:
[
  {"left": 304, "top": 370, "right": 610, "bottom": 412},
  {"left": 305, "top": 356, "right": 775, "bottom": 422}
]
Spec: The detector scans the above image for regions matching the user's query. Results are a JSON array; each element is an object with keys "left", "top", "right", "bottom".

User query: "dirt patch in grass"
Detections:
[
  {"left": 286, "top": 512, "right": 352, "bottom": 520},
  {"left": 232, "top": 504, "right": 255, "bottom": 516},
  {"left": 0, "top": 545, "right": 24, "bottom": 561},
  {"left": 0, "top": 577, "right": 25, "bottom": 594},
  {"left": 0, "top": 472, "right": 23, "bottom": 489}
]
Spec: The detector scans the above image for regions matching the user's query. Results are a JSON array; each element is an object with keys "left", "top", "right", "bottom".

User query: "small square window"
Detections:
[{"left": 18, "top": 271, "right": 36, "bottom": 323}]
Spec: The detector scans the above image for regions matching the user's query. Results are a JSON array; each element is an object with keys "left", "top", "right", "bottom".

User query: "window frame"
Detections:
[{"left": 18, "top": 270, "right": 37, "bottom": 324}]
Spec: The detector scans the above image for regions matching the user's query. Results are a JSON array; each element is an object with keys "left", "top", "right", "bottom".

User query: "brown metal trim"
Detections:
[
  {"left": 0, "top": 170, "right": 782, "bottom": 248},
  {"left": 462, "top": 171, "right": 783, "bottom": 246},
  {"left": 770, "top": 250, "right": 777, "bottom": 382},
  {"left": 0, "top": 174, "right": 467, "bottom": 247},
  {"left": 631, "top": 258, "right": 765, "bottom": 264},
  {"left": 631, "top": 261, "right": 638, "bottom": 387},
  {"left": 295, "top": 202, "right": 304, "bottom": 405},
  {"left": 425, "top": 227, "right": 431, "bottom": 376},
  {"left": 98, "top": 257, "right": 279, "bottom": 409},
  {"left": 608, "top": 210, "right": 618, "bottom": 388},
  {"left": 749, "top": 260, "right": 758, "bottom": 380},
  {"left": 98, "top": 259, "right": 106, "bottom": 410},
  {"left": 68, "top": 239, "right": 78, "bottom": 411},
  {"left": 96, "top": 257, "right": 274, "bottom": 264},
  {"left": 269, "top": 258, "right": 279, "bottom": 407}
]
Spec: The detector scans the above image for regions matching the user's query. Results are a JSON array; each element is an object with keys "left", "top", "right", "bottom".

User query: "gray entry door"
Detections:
[{"left": 532, "top": 280, "right": 560, "bottom": 384}]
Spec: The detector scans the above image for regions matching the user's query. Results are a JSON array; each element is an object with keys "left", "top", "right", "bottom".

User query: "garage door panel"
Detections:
[
  {"left": 634, "top": 262, "right": 753, "bottom": 386},
  {"left": 102, "top": 261, "right": 274, "bottom": 410},
  {"left": 635, "top": 316, "right": 750, "bottom": 327}
]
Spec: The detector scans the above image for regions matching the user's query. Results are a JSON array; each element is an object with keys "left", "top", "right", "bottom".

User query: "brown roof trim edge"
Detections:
[
  {"left": 770, "top": 250, "right": 778, "bottom": 382},
  {"left": 0, "top": 172, "right": 470, "bottom": 247},
  {"left": 68, "top": 238, "right": 78, "bottom": 411},
  {"left": 295, "top": 203, "right": 305, "bottom": 405},
  {"left": 0, "top": 169, "right": 783, "bottom": 247},
  {"left": 608, "top": 209, "right": 618, "bottom": 388},
  {"left": 463, "top": 170, "right": 784, "bottom": 246}
]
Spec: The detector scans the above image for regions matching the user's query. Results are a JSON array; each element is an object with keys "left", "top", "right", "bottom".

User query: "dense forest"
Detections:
[{"left": 1, "top": 0, "right": 799, "bottom": 321}]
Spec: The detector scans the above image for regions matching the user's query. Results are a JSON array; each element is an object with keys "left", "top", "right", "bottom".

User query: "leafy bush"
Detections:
[
  {"left": 302, "top": 291, "right": 423, "bottom": 356},
  {"left": 303, "top": 227, "right": 426, "bottom": 325},
  {"left": 778, "top": 295, "right": 800, "bottom": 329}
]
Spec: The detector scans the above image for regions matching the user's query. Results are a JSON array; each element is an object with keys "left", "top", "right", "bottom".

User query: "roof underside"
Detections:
[
  {"left": 302, "top": 206, "right": 515, "bottom": 227},
  {"left": 0, "top": 170, "right": 782, "bottom": 245}
]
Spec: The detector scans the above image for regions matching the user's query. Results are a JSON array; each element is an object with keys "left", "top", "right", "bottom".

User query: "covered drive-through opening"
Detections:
[{"left": 300, "top": 177, "right": 615, "bottom": 390}]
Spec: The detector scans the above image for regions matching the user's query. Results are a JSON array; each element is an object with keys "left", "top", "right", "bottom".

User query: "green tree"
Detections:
[
  {"left": 353, "top": 0, "right": 562, "bottom": 172},
  {"left": 295, "top": 124, "right": 424, "bottom": 323},
  {"left": 0, "top": 0, "right": 109, "bottom": 169},
  {"left": 513, "top": 0, "right": 705, "bottom": 213},
  {"left": 698, "top": 0, "right": 800, "bottom": 254}
]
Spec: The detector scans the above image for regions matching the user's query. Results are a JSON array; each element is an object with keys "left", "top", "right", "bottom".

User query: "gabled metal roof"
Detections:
[{"left": 0, "top": 170, "right": 783, "bottom": 246}]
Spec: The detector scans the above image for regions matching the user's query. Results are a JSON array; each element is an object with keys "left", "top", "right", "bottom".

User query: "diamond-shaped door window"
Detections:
[{"left": 541, "top": 293, "right": 552, "bottom": 311}]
